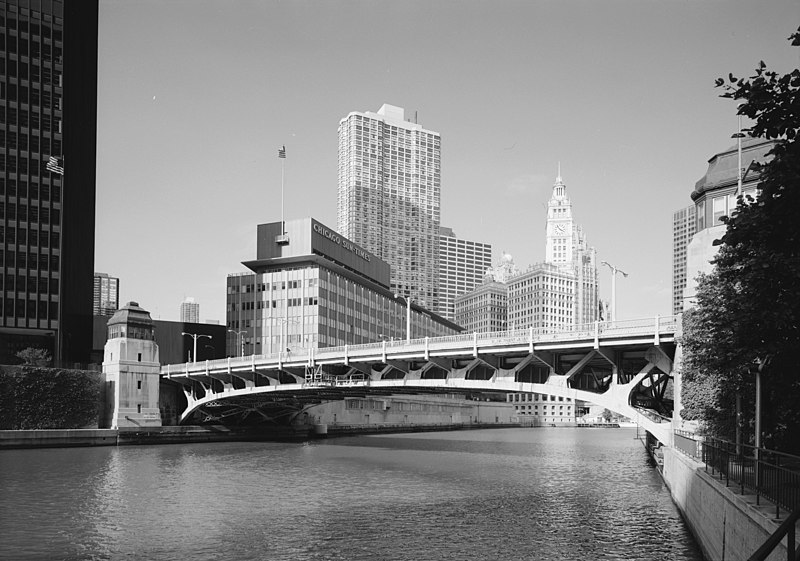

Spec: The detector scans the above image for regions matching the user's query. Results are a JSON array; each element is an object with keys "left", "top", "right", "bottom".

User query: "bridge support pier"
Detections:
[{"left": 101, "top": 302, "right": 163, "bottom": 429}]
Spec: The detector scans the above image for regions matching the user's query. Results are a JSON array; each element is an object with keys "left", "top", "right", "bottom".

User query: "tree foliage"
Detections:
[
  {"left": 0, "top": 366, "right": 102, "bottom": 429},
  {"left": 681, "top": 28, "right": 800, "bottom": 453},
  {"left": 16, "top": 347, "right": 52, "bottom": 366}
]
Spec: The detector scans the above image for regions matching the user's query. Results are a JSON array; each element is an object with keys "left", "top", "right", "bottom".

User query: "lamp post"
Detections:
[
  {"left": 228, "top": 329, "right": 246, "bottom": 357},
  {"left": 733, "top": 101, "right": 748, "bottom": 197},
  {"left": 395, "top": 294, "right": 412, "bottom": 344},
  {"left": 182, "top": 332, "right": 212, "bottom": 363},
  {"left": 276, "top": 316, "right": 300, "bottom": 358},
  {"left": 600, "top": 261, "right": 628, "bottom": 322}
]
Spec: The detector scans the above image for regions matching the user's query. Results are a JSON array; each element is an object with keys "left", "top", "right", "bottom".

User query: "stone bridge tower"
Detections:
[{"left": 102, "top": 302, "right": 162, "bottom": 428}]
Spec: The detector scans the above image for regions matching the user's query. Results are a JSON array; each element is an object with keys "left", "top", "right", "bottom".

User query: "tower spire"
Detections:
[{"left": 557, "top": 161, "right": 562, "bottom": 183}]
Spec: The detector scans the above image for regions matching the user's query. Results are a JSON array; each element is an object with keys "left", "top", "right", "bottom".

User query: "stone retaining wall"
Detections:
[{"left": 662, "top": 445, "right": 794, "bottom": 561}]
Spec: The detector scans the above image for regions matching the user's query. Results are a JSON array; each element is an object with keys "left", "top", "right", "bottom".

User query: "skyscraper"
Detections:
[
  {"left": 180, "top": 297, "right": 199, "bottom": 323},
  {"left": 0, "top": 1, "right": 99, "bottom": 365},
  {"left": 438, "top": 226, "right": 492, "bottom": 321},
  {"left": 93, "top": 272, "right": 119, "bottom": 316},
  {"left": 672, "top": 205, "right": 696, "bottom": 316},
  {"left": 337, "top": 104, "right": 441, "bottom": 310}
]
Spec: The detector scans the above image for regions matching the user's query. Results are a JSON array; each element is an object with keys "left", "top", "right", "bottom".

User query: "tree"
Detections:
[
  {"left": 681, "top": 28, "right": 800, "bottom": 452},
  {"left": 16, "top": 347, "right": 52, "bottom": 366}
]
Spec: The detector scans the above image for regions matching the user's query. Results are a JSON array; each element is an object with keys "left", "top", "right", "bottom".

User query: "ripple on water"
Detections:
[{"left": 0, "top": 429, "right": 702, "bottom": 561}]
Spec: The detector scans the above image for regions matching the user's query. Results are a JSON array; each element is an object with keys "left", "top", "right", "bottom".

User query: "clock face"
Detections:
[{"left": 554, "top": 223, "right": 567, "bottom": 235}]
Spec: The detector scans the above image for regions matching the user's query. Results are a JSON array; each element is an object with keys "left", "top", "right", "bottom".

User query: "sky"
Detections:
[{"left": 95, "top": 0, "right": 800, "bottom": 324}]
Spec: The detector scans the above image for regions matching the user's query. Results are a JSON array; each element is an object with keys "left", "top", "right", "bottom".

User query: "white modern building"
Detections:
[
  {"left": 672, "top": 205, "right": 696, "bottom": 316},
  {"left": 93, "top": 272, "right": 119, "bottom": 317},
  {"left": 337, "top": 104, "right": 441, "bottom": 311},
  {"left": 438, "top": 227, "right": 492, "bottom": 321},
  {"left": 179, "top": 297, "right": 199, "bottom": 323}
]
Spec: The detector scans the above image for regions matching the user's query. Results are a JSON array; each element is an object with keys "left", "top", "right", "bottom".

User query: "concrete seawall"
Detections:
[
  {"left": 661, "top": 445, "right": 796, "bottom": 561},
  {"left": 0, "top": 425, "right": 306, "bottom": 449}
]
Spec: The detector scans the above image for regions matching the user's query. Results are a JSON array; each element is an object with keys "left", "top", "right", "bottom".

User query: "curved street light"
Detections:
[
  {"left": 182, "top": 332, "right": 212, "bottom": 363},
  {"left": 228, "top": 329, "right": 246, "bottom": 357},
  {"left": 600, "top": 261, "right": 628, "bottom": 322}
]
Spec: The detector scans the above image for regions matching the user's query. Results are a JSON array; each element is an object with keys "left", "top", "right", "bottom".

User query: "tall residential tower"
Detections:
[{"left": 337, "top": 104, "right": 441, "bottom": 310}]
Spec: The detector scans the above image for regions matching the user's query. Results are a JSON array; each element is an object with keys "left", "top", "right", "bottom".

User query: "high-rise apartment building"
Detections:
[
  {"left": 93, "top": 272, "right": 119, "bottom": 316},
  {"left": 438, "top": 226, "right": 492, "bottom": 321},
  {"left": 180, "top": 297, "right": 199, "bottom": 323},
  {"left": 337, "top": 104, "right": 441, "bottom": 310},
  {"left": 672, "top": 206, "right": 696, "bottom": 316},
  {"left": 0, "top": 1, "right": 99, "bottom": 365}
]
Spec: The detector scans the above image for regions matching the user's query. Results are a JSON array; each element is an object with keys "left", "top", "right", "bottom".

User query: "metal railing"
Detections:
[
  {"left": 747, "top": 506, "right": 800, "bottom": 561},
  {"left": 696, "top": 436, "right": 800, "bottom": 518},
  {"left": 675, "top": 432, "right": 800, "bottom": 559}
]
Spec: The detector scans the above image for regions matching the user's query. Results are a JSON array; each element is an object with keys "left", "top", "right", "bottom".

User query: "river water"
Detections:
[{"left": 0, "top": 428, "right": 702, "bottom": 561}]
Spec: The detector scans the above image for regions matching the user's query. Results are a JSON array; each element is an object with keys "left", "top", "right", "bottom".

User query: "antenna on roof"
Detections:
[{"left": 415, "top": 110, "right": 418, "bottom": 124}]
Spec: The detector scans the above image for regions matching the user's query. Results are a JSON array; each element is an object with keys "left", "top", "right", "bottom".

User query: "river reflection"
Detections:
[{"left": 0, "top": 428, "right": 702, "bottom": 560}]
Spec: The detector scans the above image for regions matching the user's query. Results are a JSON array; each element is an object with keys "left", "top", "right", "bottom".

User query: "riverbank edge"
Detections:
[
  {"left": 0, "top": 422, "right": 523, "bottom": 449},
  {"left": 656, "top": 443, "right": 795, "bottom": 561}
]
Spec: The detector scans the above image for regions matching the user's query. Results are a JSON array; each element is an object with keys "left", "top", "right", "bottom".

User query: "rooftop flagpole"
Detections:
[{"left": 278, "top": 145, "right": 286, "bottom": 235}]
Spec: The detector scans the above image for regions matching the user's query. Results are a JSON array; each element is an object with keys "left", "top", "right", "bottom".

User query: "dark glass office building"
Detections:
[{"left": 0, "top": 0, "right": 98, "bottom": 365}]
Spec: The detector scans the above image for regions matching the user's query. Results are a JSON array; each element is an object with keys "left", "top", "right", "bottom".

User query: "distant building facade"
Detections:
[
  {"left": 337, "top": 104, "right": 441, "bottom": 310},
  {"left": 682, "top": 137, "right": 774, "bottom": 310},
  {"left": 454, "top": 280, "right": 507, "bottom": 333},
  {"left": 179, "top": 297, "right": 199, "bottom": 323},
  {"left": 93, "top": 272, "right": 119, "bottom": 316},
  {"left": 226, "top": 218, "right": 460, "bottom": 357},
  {"left": 438, "top": 226, "right": 492, "bottom": 321},
  {"left": 0, "top": 1, "right": 99, "bottom": 365},
  {"left": 671, "top": 206, "right": 696, "bottom": 316},
  {"left": 507, "top": 392, "right": 577, "bottom": 425}
]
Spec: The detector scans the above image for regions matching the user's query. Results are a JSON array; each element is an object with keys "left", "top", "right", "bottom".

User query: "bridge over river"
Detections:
[{"left": 162, "top": 315, "right": 680, "bottom": 445}]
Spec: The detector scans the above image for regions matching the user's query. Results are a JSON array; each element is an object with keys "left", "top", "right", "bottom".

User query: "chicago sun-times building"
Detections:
[{"left": 226, "top": 218, "right": 461, "bottom": 357}]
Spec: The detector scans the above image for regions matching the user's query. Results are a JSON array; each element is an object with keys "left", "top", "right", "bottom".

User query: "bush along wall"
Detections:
[{"left": 0, "top": 366, "right": 102, "bottom": 429}]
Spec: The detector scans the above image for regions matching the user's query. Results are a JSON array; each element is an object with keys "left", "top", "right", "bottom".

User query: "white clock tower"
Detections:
[{"left": 545, "top": 166, "right": 574, "bottom": 264}]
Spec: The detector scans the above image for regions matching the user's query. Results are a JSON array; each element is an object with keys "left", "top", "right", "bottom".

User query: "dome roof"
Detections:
[{"left": 691, "top": 137, "right": 776, "bottom": 201}]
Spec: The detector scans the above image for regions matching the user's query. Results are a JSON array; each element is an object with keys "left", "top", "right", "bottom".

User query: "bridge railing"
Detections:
[{"left": 161, "top": 315, "right": 678, "bottom": 374}]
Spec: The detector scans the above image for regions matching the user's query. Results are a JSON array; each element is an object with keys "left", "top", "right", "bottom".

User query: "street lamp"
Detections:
[
  {"left": 228, "top": 329, "right": 246, "bottom": 357},
  {"left": 394, "top": 294, "right": 412, "bottom": 344},
  {"left": 275, "top": 316, "right": 300, "bottom": 357},
  {"left": 600, "top": 261, "right": 628, "bottom": 322},
  {"left": 182, "top": 332, "right": 212, "bottom": 363}
]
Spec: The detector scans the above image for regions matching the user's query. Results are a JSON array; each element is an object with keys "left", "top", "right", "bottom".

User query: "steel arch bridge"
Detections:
[{"left": 162, "top": 316, "right": 680, "bottom": 445}]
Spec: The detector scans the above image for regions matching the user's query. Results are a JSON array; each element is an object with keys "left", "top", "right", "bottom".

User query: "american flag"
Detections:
[
  {"left": 278, "top": 145, "right": 286, "bottom": 159},
  {"left": 46, "top": 156, "right": 64, "bottom": 175}
]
